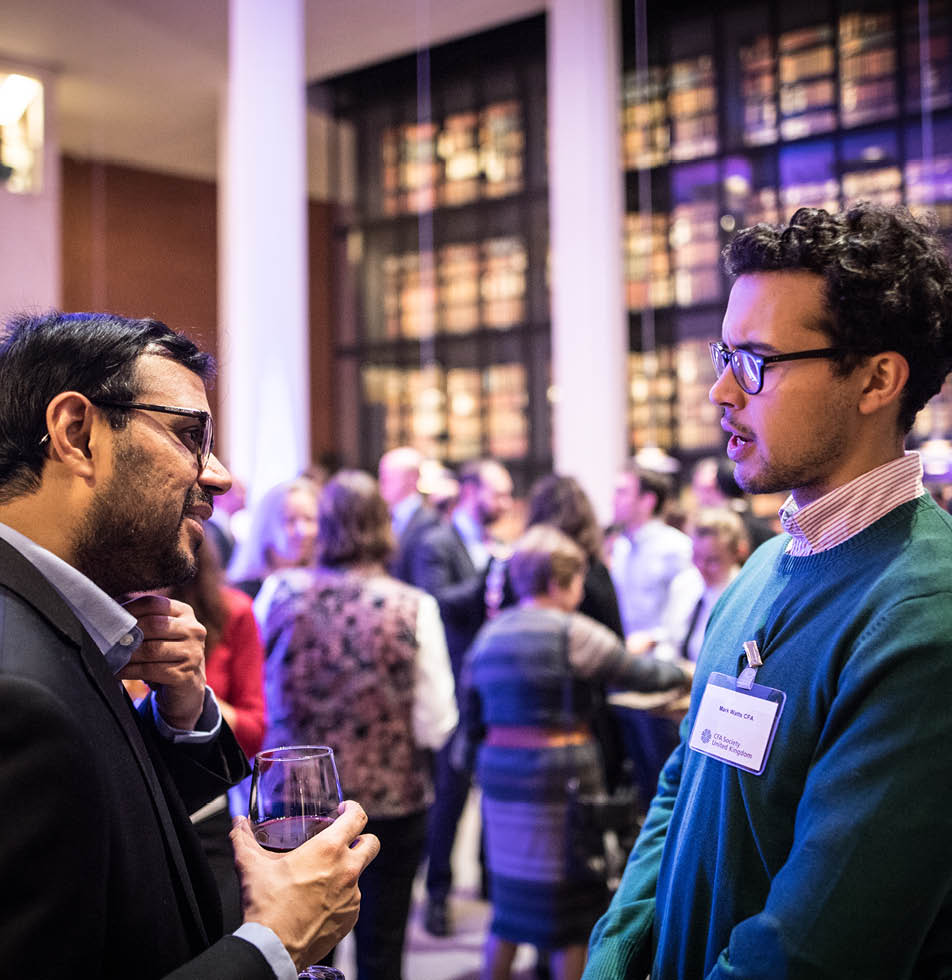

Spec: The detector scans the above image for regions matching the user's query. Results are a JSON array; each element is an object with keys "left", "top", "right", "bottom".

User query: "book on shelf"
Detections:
[
  {"left": 480, "top": 100, "right": 524, "bottom": 199},
  {"left": 481, "top": 236, "right": 527, "bottom": 329},
  {"left": 625, "top": 212, "right": 674, "bottom": 310},
  {"left": 622, "top": 66, "right": 670, "bottom": 168},
  {"left": 447, "top": 368, "right": 482, "bottom": 462},
  {"left": 438, "top": 111, "right": 481, "bottom": 207},
  {"left": 486, "top": 363, "right": 529, "bottom": 459},
  {"left": 438, "top": 243, "right": 481, "bottom": 334},
  {"left": 669, "top": 55, "right": 718, "bottom": 161},
  {"left": 676, "top": 340, "right": 723, "bottom": 451}
]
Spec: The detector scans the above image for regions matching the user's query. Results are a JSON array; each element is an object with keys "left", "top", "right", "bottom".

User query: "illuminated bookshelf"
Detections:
[
  {"left": 321, "top": 16, "right": 549, "bottom": 489},
  {"left": 620, "top": 0, "right": 952, "bottom": 465}
]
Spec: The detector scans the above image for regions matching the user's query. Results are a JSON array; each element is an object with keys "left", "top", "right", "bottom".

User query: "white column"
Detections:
[
  {"left": 547, "top": 0, "right": 627, "bottom": 524},
  {"left": 219, "top": 0, "right": 308, "bottom": 499}
]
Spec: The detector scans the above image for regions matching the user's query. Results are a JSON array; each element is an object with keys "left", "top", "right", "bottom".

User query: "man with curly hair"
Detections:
[{"left": 584, "top": 203, "right": 952, "bottom": 979}]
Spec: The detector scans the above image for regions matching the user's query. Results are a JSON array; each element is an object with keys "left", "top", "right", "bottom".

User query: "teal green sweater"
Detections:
[{"left": 584, "top": 495, "right": 952, "bottom": 979}]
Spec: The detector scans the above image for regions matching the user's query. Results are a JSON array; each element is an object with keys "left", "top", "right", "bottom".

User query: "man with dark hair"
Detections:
[
  {"left": 584, "top": 203, "right": 952, "bottom": 979},
  {"left": 414, "top": 456, "right": 514, "bottom": 936},
  {"left": 609, "top": 463, "right": 691, "bottom": 641},
  {"left": 0, "top": 311, "right": 379, "bottom": 980}
]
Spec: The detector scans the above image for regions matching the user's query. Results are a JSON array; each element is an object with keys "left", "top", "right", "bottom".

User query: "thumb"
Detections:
[{"left": 230, "top": 815, "right": 259, "bottom": 859}]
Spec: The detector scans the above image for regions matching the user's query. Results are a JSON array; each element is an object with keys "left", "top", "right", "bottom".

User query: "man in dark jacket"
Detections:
[{"left": 0, "top": 311, "right": 378, "bottom": 980}]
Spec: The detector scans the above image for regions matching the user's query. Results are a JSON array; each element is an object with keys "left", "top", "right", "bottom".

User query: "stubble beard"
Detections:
[
  {"left": 72, "top": 440, "right": 202, "bottom": 597},
  {"left": 733, "top": 417, "right": 852, "bottom": 500}
]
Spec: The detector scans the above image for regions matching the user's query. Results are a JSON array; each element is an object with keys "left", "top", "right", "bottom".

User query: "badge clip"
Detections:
[{"left": 738, "top": 640, "right": 763, "bottom": 690}]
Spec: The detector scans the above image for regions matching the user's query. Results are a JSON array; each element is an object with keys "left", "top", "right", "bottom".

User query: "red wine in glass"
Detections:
[
  {"left": 249, "top": 745, "right": 343, "bottom": 847},
  {"left": 253, "top": 814, "right": 337, "bottom": 852}
]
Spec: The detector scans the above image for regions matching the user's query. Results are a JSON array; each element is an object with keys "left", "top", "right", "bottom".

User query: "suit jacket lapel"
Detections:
[{"left": 0, "top": 539, "right": 210, "bottom": 946}]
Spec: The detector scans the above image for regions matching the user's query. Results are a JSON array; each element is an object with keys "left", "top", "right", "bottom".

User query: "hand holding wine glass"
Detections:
[{"left": 233, "top": 747, "right": 379, "bottom": 977}]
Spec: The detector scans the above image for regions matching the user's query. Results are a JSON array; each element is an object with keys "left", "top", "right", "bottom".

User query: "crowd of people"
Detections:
[{"left": 2, "top": 199, "right": 952, "bottom": 980}]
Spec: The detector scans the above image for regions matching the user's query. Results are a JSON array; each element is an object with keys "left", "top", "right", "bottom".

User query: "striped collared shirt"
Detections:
[{"left": 778, "top": 452, "right": 925, "bottom": 556}]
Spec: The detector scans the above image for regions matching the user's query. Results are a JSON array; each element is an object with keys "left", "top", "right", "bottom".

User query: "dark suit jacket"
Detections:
[
  {"left": 388, "top": 502, "right": 440, "bottom": 587},
  {"left": 413, "top": 521, "right": 486, "bottom": 679},
  {"left": 0, "top": 540, "right": 269, "bottom": 980}
]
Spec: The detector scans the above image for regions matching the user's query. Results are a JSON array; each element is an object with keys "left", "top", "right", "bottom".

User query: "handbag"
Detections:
[{"left": 560, "top": 619, "right": 643, "bottom": 890}]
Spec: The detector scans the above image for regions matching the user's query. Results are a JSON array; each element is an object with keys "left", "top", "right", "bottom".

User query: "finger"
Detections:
[
  {"left": 127, "top": 640, "right": 201, "bottom": 664},
  {"left": 308, "top": 800, "right": 367, "bottom": 847},
  {"left": 349, "top": 832, "right": 381, "bottom": 869},
  {"left": 122, "top": 594, "right": 175, "bottom": 616},
  {"left": 136, "top": 613, "right": 203, "bottom": 640}
]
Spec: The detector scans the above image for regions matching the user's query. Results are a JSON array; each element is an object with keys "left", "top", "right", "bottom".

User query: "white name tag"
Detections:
[{"left": 688, "top": 672, "right": 785, "bottom": 775}]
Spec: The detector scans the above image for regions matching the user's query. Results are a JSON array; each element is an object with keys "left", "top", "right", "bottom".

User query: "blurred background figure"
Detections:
[
  {"left": 526, "top": 474, "right": 623, "bottom": 638},
  {"left": 689, "top": 457, "right": 724, "bottom": 510},
  {"left": 226, "top": 475, "right": 320, "bottom": 600},
  {"left": 378, "top": 446, "right": 440, "bottom": 585},
  {"left": 609, "top": 464, "right": 691, "bottom": 640},
  {"left": 458, "top": 525, "right": 688, "bottom": 980},
  {"left": 415, "top": 457, "right": 515, "bottom": 938},
  {"left": 166, "top": 536, "right": 267, "bottom": 932},
  {"left": 608, "top": 463, "right": 692, "bottom": 814},
  {"left": 653, "top": 508, "right": 748, "bottom": 663},
  {"left": 204, "top": 475, "right": 247, "bottom": 568},
  {"left": 419, "top": 458, "right": 461, "bottom": 518},
  {"left": 259, "top": 470, "right": 457, "bottom": 980},
  {"left": 714, "top": 457, "right": 777, "bottom": 553}
]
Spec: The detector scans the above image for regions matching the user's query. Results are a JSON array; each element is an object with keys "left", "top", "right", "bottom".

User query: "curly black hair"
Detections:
[{"left": 723, "top": 203, "right": 952, "bottom": 432}]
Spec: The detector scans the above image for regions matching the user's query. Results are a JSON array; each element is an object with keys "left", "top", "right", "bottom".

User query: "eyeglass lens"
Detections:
[{"left": 710, "top": 344, "right": 761, "bottom": 394}]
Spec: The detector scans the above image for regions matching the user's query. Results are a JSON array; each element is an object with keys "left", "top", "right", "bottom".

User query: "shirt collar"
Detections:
[
  {"left": 0, "top": 522, "right": 141, "bottom": 673},
  {"left": 778, "top": 452, "right": 924, "bottom": 556}
]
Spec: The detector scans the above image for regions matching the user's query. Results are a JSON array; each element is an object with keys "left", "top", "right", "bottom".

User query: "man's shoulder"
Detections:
[{"left": 419, "top": 519, "right": 460, "bottom": 553}]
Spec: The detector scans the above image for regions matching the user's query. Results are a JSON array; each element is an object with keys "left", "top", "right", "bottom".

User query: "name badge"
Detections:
[{"left": 688, "top": 671, "right": 785, "bottom": 775}]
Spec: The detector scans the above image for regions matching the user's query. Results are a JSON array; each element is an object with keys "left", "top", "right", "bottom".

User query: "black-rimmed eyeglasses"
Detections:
[
  {"left": 91, "top": 399, "right": 214, "bottom": 470},
  {"left": 709, "top": 341, "right": 862, "bottom": 396}
]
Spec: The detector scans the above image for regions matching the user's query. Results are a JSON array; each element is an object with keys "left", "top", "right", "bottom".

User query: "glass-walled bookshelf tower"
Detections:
[
  {"left": 318, "top": 2, "right": 952, "bottom": 483},
  {"left": 318, "top": 16, "right": 550, "bottom": 492},
  {"left": 621, "top": 0, "right": 952, "bottom": 471}
]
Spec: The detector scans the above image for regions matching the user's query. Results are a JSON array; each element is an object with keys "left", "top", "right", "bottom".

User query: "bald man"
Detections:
[{"left": 378, "top": 446, "right": 440, "bottom": 586}]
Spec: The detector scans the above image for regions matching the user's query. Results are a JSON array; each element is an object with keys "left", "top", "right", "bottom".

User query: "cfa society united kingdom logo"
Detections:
[{"left": 700, "top": 728, "right": 712, "bottom": 744}]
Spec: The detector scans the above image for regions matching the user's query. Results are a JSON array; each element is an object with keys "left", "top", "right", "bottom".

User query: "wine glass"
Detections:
[
  {"left": 249, "top": 745, "right": 343, "bottom": 852},
  {"left": 250, "top": 746, "right": 347, "bottom": 978},
  {"left": 297, "top": 966, "right": 345, "bottom": 979}
]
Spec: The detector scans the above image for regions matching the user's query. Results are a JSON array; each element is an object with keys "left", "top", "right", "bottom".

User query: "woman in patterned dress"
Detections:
[{"left": 259, "top": 470, "right": 457, "bottom": 980}]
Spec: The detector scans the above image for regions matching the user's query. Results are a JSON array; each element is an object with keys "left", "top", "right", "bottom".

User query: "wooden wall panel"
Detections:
[{"left": 60, "top": 156, "right": 338, "bottom": 463}]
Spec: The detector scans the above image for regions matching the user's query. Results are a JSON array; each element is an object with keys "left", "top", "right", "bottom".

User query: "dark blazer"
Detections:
[
  {"left": 413, "top": 520, "right": 486, "bottom": 678},
  {"left": 388, "top": 501, "right": 440, "bottom": 587},
  {"left": 0, "top": 540, "right": 268, "bottom": 980}
]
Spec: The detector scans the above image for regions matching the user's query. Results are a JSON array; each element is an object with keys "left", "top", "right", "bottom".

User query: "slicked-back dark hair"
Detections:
[
  {"left": 723, "top": 203, "right": 952, "bottom": 432},
  {"left": 0, "top": 310, "right": 214, "bottom": 500}
]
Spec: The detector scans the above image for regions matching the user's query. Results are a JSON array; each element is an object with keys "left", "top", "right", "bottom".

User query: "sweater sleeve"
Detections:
[
  {"left": 709, "top": 591, "right": 952, "bottom": 979},
  {"left": 584, "top": 732, "right": 687, "bottom": 979}
]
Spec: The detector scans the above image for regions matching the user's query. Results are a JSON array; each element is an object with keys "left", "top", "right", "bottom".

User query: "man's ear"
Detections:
[
  {"left": 44, "top": 392, "right": 99, "bottom": 481},
  {"left": 857, "top": 351, "right": 909, "bottom": 417}
]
